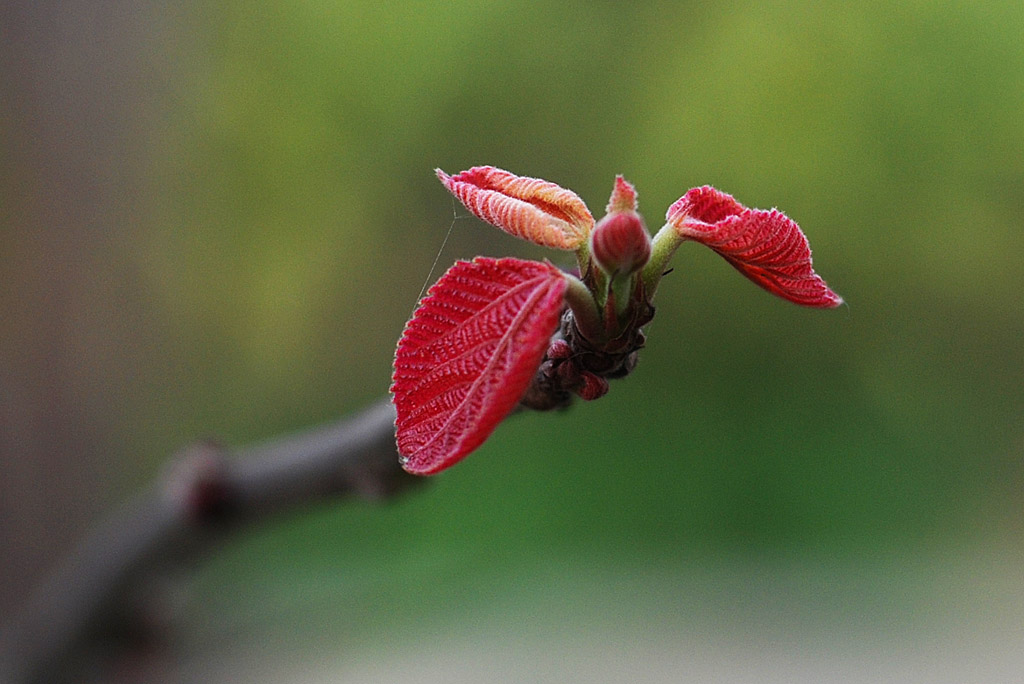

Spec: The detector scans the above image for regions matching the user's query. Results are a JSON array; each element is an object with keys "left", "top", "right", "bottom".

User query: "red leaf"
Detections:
[
  {"left": 392, "top": 257, "right": 567, "bottom": 474},
  {"left": 667, "top": 186, "right": 843, "bottom": 308},
  {"left": 605, "top": 175, "right": 638, "bottom": 214},
  {"left": 437, "top": 166, "right": 594, "bottom": 250}
]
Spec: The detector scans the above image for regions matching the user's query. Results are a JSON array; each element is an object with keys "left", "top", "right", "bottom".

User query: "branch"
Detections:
[{"left": 0, "top": 399, "right": 421, "bottom": 684}]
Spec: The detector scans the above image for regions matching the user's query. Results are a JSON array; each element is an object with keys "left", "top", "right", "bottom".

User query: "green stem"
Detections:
[
  {"left": 610, "top": 272, "right": 633, "bottom": 319},
  {"left": 641, "top": 224, "right": 685, "bottom": 298},
  {"left": 562, "top": 272, "right": 603, "bottom": 342},
  {"left": 574, "top": 243, "right": 593, "bottom": 284}
]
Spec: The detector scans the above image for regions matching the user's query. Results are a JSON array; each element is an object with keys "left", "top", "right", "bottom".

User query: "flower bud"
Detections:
[
  {"left": 590, "top": 208, "right": 651, "bottom": 277},
  {"left": 576, "top": 371, "right": 609, "bottom": 401},
  {"left": 590, "top": 175, "right": 651, "bottom": 277}
]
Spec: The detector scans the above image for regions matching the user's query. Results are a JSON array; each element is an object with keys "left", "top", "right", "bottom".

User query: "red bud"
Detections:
[
  {"left": 576, "top": 371, "right": 609, "bottom": 401},
  {"left": 590, "top": 211, "right": 651, "bottom": 277},
  {"left": 589, "top": 175, "right": 650, "bottom": 276}
]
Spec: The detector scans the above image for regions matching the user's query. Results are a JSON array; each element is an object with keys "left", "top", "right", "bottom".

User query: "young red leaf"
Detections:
[
  {"left": 606, "top": 174, "right": 638, "bottom": 214},
  {"left": 666, "top": 186, "right": 843, "bottom": 308},
  {"left": 392, "top": 257, "right": 567, "bottom": 475},
  {"left": 437, "top": 166, "right": 595, "bottom": 250}
]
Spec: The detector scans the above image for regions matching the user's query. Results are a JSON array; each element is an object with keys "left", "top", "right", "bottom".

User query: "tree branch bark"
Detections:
[{"left": 0, "top": 399, "right": 420, "bottom": 684}]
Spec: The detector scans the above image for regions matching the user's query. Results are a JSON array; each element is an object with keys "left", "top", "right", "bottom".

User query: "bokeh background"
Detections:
[{"left": 4, "top": 0, "right": 1024, "bottom": 681}]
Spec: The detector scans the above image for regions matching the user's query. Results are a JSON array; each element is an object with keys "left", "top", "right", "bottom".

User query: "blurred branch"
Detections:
[{"left": 0, "top": 399, "right": 421, "bottom": 684}]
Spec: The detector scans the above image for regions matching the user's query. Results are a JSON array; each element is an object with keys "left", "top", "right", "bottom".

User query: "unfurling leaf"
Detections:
[
  {"left": 391, "top": 257, "right": 567, "bottom": 474},
  {"left": 667, "top": 186, "right": 843, "bottom": 308},
  {"left": 437, "top": 166, "right": 595, "bottom": 250},
  {"left": 605, "top": 175, "right": 638, "bottom": 214}
]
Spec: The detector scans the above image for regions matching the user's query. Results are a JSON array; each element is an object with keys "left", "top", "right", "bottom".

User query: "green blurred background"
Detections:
[{"left": 4, "top": 0, "right": 1024, "bottom": 680}]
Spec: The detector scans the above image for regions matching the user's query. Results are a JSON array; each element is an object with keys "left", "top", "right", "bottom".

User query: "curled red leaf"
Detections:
[
  {"left": 391, "top": 257, "right": 567, "bottom": 474},
  {"left": 437, "top": 166, "right": 594, "bottom": 250},
  {"left": 667, "top": 186, "right": 843, "bottom": 308}
]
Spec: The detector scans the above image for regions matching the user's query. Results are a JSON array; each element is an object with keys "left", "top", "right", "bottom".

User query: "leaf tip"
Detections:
[{"left": 607, "top": 175, "right": 638, "bottom": 214}]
